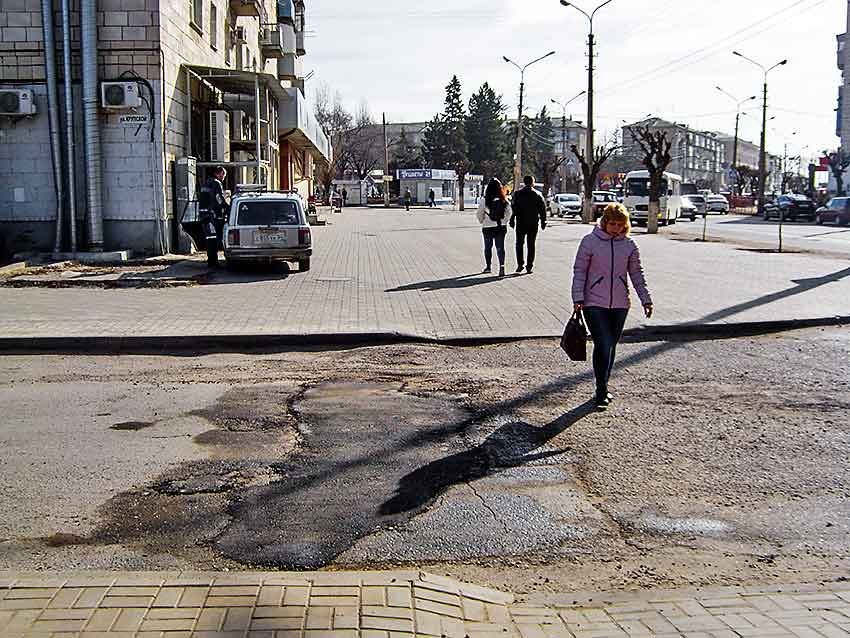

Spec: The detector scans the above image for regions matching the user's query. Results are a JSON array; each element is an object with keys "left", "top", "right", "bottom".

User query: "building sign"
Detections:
[
  {"left": 118, "top": 114, "right": 150, "bottom": 126},
  {"left": 397, "top": 168, "right": 458, "bottom": 181}
]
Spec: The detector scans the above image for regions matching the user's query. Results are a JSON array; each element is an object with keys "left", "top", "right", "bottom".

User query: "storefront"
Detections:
[{"left": 397, "top": 169, "right": 483, "bottom": 206}]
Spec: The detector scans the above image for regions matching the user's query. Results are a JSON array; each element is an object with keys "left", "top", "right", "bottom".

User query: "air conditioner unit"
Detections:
[
  {"left": 0, "top": 89, "right": 37, "bottom": 115},
  {"left": 209, "top": 110, "right": 231, "bottom": 162},
  {"left": 231, "top": 110, "right": 253, "bottom": 142},
  {"left": 100, "top": 81, "right": 143, "bottom": 109}
]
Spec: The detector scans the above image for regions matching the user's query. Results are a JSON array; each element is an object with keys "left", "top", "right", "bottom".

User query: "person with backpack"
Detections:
[
  {"left": 572, "top": 203, "right": 653, "bottom": 408},
  {"left": 509, "top": 175, "right": 547, "bottom": 274},
  {"left": 476, "top": 178, "right": 512, "bottom": 277}
]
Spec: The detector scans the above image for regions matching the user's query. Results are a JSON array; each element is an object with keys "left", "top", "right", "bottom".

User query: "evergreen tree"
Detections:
[
  {"left": 526, "top": 107, "right": 560, "bottom": 197},
  {"left": 394, "top": 128, "right": 422, "bottom": 169},
  {"left": 422, "top": 114, "right": 448, "bottom": 169},
  {"left": 466, "top": 82, "right": 509, "bottom": 182}
]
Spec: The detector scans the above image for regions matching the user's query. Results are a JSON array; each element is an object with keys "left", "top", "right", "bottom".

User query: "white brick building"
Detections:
[{"left": 0, "top": 0, "right": 329, "bottom": 256}]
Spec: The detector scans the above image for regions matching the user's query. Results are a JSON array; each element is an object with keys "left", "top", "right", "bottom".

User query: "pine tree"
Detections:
[
  {"left": 466, "top": 82, "right": 509, "bottom": 182},
  {"left": 526, "top": 107, "right": 560, "bottom": 196},
  {"left": 422, "top": 114, "right": 448, "bottom": 168},
  {"left": 393, "top": 128, "right": 422, "bottom": 169}
]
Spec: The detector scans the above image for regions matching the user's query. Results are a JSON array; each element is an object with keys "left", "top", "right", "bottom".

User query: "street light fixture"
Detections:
[
  {"left": 559, "top": 0, "right": 617, "bottom": 222},
  {"left": 504, "top": 51, "right": 556, "bottom": 191},
  {"left": 716, "top": 87, "right": 756, "bottom": 193},
  {"left": 732, "top": 51, "right": 787, "bottom": 213},
  {"left": 551, "top": 90, "right": 587, "bottom": 192}
]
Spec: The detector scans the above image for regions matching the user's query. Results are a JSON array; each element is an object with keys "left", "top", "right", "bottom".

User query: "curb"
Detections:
[{"left": 0, "top": 316, "right": 848, "bottom": 355}]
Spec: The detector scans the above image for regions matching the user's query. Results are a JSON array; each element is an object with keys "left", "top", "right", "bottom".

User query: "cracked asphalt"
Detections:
[{"left": 0, "top": 326, "right": 848, "bottom": 594}]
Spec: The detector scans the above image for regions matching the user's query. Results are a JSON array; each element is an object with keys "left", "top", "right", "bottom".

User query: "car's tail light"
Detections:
[
  {"left": 227, "top": 229, "right": 240, "bottom": 246},
  {"left": 298, "top": 228, "right": 311, "bottom": 246}
]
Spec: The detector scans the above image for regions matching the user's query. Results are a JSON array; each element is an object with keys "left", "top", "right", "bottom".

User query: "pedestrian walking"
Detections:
[
  {"left": 404, "top": 188, "right": 412, "bottom": 212},
  {"left": 428, "top": 188, "right": 436, "bottom": 208},
  {"left": 571, "top": 203, "right": 653, "bottom": 408},
  {"left": 476, "top": 178, "right": 511, "bottom": 277},
  {"left": 509, "top": 175, "right": 547, "bottom": 274},
  {"left": 341, "top": 187, "right": 348, "bottom": 208}
]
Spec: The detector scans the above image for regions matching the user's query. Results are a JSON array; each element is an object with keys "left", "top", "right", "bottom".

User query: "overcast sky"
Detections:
[{"left": 306, "top": 0, "right": 844, "bottom": 162}]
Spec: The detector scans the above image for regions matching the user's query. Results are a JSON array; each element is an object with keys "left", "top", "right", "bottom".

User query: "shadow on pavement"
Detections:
[
  {"left": 200, "top": 261, "right": 293, "bottom": 285},
  {"left": 386, "top": 272, "right": 513, "bottom": 292},
  {"left": 380, "top": 401, "right": 596, "bottom": 515}
]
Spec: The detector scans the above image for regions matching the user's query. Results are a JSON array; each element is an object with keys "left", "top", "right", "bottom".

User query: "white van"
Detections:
[{"left": 623, "top": 170, "right": 682, "bottom": 226}]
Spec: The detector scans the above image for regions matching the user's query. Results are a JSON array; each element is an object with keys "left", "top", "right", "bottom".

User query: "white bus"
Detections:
[{"left": 623, "top": 170, "right": 682, "bottom": 226}]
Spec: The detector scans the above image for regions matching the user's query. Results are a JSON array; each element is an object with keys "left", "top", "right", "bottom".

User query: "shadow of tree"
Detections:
[
  {"left": 380, "top": 401, "right": 596, "bottom": 515},
  {"left": 385, "top": 273, "right": 509, "bottom": 292}
]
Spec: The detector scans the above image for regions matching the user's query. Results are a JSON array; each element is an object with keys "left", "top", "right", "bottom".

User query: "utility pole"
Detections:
[
  {"left": 733, "top": 51, "right": 786, "bottom": 213},
  {"left": 383, "top": 112, "right": 390, "bottom": 208},
  {"left": 560, "top": 0, "right": 615, "bottom": 223},
  {"left": 504, "top": 51, "right": 556, "bottom": 193},
  {"left": 515, "top": 79, "right": 524, "bottom": 192}
]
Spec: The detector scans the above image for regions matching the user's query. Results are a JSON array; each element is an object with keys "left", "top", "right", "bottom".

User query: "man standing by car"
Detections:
[
  {"left": 510, "top": 175, "right": 547, "bottom": 274},
  {"left": 198, "top": 166, "right": 230, "bottom": 268}
]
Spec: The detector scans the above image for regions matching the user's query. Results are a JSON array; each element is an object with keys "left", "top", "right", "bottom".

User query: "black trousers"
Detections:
[
  {"left": 515, "top": 226, "right": 538, "bottom": 269},
  {"left": 583, "top": 307, "right": 629, "bottom": 396}
]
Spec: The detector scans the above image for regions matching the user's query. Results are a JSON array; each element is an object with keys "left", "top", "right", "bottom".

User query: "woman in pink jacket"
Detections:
[{"left": 572, "top": 203, "right": 653, "bottom": 408}]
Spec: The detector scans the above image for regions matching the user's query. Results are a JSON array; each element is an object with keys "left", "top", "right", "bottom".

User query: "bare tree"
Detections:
[
  {"left": 571, "top": 141, "right": 618, "bottom": 224},
  {"left": 628, "top": 126, "right": 672, "bottom": 234},
  {"left": 346, "top": 103, "right": 384, "bottom": 181},
  {"left": 314, "top": 83, "right": 352, "bottom": 203},
  {"left": 825, "top": 149, "right": 850, "bottom": 196}
]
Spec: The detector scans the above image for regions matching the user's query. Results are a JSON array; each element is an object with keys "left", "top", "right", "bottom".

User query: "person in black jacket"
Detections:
[
  {"left": 509, "top": 175, "right": 547, "bottom": 274},
  {"left": 198, "top": 166, "right": 230, "bottom": 267}
]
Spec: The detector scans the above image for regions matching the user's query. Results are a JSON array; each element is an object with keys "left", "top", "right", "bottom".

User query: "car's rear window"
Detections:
[{"left": 237, "top": 200, "right": 300, "bottom": 226}]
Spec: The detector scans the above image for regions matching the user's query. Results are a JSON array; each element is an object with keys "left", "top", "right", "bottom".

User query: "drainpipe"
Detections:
[
  {"left": 80, "top": 0, "right": 104, "bottom": 251},
  {"left": 60, "top": 0, "right": 78, "bottom": 252},
  {"left": 40, "top": 0, "right": 65, "bottom": 254}
]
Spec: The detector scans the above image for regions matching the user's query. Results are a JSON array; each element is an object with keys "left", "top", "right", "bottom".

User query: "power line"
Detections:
[{"left": 596, "top": 0, "right": 824, "bottom": 97}]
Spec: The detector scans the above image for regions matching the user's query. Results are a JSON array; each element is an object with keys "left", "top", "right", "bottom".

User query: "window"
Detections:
[
  {"left": 209, "top": 3, "right": 217, "bottom": 48},
  {"left": 190, "top": 0, "right": 203, "bottom": 32},
  {"left": 237, "top": 201, "right": 300, "bottom": 226}
]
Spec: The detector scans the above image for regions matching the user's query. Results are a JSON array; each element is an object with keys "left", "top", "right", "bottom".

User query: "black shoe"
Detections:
[
  {"left": 526, "top": 267, "right": 533, "bottom": 274},
  {"left": 515, "top": 265, "right": 524, "bottom": 274},
  {"left": 498, "top": 266, "right": 505, "bottom": 278},
  {"left": 483, "top": 266, "right": 492, "bottom": 273},
  {"left": 594, "top": 391, "right": 610, "bottom": 408}
]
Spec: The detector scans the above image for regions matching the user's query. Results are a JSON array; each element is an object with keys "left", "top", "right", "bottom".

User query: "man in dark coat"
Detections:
[
  {"left": 509, "top": 175, "right": 547, "bottom": 274},
  {"left": 198, "top": 166, "right": 229, "bottom": 267}
]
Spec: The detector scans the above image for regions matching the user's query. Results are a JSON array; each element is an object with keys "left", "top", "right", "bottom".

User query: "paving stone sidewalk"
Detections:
[
  {"left": 1, "top": 569, "right": 849, "bottom": 637},
  {"left": 1, "top": 208, "right": 849, "bottom": 343}
]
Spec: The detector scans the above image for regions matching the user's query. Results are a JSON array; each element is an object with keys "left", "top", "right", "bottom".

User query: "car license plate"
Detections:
[{"left": 254, "top": 230, "right": 287, "bottom": 244}]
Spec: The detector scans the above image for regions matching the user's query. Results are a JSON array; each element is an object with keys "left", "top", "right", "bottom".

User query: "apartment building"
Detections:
[
  {"left": 621, "top": 118, "right": 725, "bottom": 190},
  {"left": 0, "top": 0, "right": 329, "bottom": 256}
]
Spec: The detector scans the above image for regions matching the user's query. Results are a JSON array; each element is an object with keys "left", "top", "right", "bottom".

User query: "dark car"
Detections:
[
  {"left": 763, "top": 194, "right": 816, "bottom": 222},
  {"left": 815, "top": 197, "right": 850, "bottom": 225}
]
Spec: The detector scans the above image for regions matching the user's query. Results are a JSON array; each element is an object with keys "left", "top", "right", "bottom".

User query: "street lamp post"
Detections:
[
  {"left": 560, "top": 0, "right": 615, "bottom": 223},
  {"left": 732, "top": 51, "right": 787, "bottom": 213},
  {"left": 550, "top": 90, "right": 586, "bottom": 193},
  {"left": 504, "top": 51, "right": 556, "bottom": 192},
  {"left": 716, "top": 87, "right": 756, "bottom": 193}
]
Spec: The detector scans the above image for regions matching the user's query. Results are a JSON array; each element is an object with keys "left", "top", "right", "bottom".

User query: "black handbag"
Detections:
[{"left": 560, "top": 310, "right": 588, "bottom": 361}]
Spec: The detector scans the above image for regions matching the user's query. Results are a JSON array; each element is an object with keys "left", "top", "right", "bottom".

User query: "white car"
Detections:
[
  {"left": 552, "top": 193, "right": 583, "bottom": 217},
  {"left": 706, "top": 195, "right": 730, "bottom": 214},
  {"left": 223, "top": 191, "right": 313, "bottom": 271}
]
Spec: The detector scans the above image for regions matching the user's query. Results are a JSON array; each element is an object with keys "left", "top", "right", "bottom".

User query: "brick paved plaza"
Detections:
[
  {"left": 1, "top": 570, "right": 849, "bottom": 637},
  {"left": 1, "top": 208, "right": 848, "bottom": 343}
]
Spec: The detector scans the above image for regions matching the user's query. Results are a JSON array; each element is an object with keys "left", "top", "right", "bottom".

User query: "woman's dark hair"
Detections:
[{"left": 485, "top": 178, "right": 506, "bottom": 204}]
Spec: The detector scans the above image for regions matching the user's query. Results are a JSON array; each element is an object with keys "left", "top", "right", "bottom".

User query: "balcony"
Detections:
[
  {"left": 839, "top": 33, "right": 846, "bottom": 71},
  {"left": 277, "top": 0, "right": 294, "bottom": 24},
  {"left": 296, "top": 30, "right": 305, "bottom": 56},
  {"left": 261, "top": 24, "right": 295, "bottom": 59},
  {"left": 277, "top": 52, "right": 303, "bottom": 81},
  {"left": 229, "top": 0, "right": 261, "bottom": 18}
]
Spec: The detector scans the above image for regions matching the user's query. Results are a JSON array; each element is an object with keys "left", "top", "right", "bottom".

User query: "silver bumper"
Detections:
[{"left": 225, "top": 247, "right": 312, "bottom": 261}]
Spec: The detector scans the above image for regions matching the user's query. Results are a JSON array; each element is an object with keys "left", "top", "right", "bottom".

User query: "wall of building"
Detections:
[{"left": 0, "top": 0, "right": 167, "bottom": 254}]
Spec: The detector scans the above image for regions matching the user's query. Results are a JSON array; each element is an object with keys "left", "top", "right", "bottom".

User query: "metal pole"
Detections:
[
  {"left": 383, "top": 112, "right": 390, "bottom": 207},
  {"left": 40, "top": 0, "right": 65, "bottom": 254},
  {"left": 254, "top": 75, "right": 262, "bottom": 185},
  {"left": 514, "top": 76, "right": 524, "bottom": 192},
  {"left": 757, "top": 78, "right": 768, "bottom": 214},
  {"left": 186, "top": 68, "right": 192, "bottom": 156},
  {"left": 81, "top": 0, "right": 104, "bottom": 250},
  {"left": 561, "top": 111, "right": 567, "bottom": 193},
  {"left": 61, "top": 0, "right": 77, "bottom": 253},
  {"left": 584, "top": 30, "right": 594, "bottom": 223}
]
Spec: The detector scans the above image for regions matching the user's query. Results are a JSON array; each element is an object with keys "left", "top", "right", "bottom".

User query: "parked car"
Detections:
[
  {"left": 706, "top": 194, "right": 730, "bottom": 214},
  {"left": 552, "top": 193, "right": 583, "bottom": 217},
  {"left": 763, "top": 194, "right": 817, "bottom": 222},
  {"left": 815, "top": 197, "right": 850, "bottom": 225},
  {"left": 592, "top": 190, "right": 618, "bottom": 219},
  {"left": 679, "top": 197, "right": 699, "bottom": 221},
  {"left": 683, "top": 194, "right": 707, "bottom": 218},
  {"left": 223, "top": 190, "right": 313, "bottom": 271}
]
